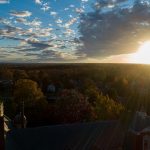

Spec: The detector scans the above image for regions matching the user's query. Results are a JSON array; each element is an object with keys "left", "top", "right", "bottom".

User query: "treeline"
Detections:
[{"left": 0, "top": 63, "right": 150, "bottom": 126}]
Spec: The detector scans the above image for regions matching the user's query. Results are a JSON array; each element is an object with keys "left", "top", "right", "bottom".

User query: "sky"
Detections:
[{"left": 0, "top": 0, "right": 150, "bottom": 63}]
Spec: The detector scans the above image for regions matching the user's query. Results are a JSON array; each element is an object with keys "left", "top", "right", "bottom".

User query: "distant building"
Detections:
[
  {"left": 0, "top": 80, "right": 13, "bottom": 87},
  {"left": 47, "top": 84, "right": 56, "bottom": 93},
  {"left": 124, "top": 111, "right": 150, "bottom": 150},
  {"left": 46, "top": 83, "right": 58, "bottom": 102}
]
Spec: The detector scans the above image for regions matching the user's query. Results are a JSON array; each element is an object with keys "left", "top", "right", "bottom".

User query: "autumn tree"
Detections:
[
  {"left": 13, "top": 70, "right": 29, "bottom": 80},
  {"left": 0, "top": 67, "right": 13, "bottom": 80},
  {"left": 55, "top": 89, "right": 94, "bottom": 123},
  {"left": 13, "top": 79, "right": 47, "bottom": 126},
  {"left": 14, "top": 79, "right": 45, "bottom": 105},
  {"left": 93, "top": 92, "right": 125, "bottom": 120}
]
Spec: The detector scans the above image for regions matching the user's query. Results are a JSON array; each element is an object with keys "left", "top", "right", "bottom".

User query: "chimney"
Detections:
[{"left": 0, "top": 102, "right": 5, "bottom": 150}]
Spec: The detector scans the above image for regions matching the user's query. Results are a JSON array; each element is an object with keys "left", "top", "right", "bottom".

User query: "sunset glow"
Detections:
[{"left": 129, "top": 41, "right": 150, "bottom": 64}]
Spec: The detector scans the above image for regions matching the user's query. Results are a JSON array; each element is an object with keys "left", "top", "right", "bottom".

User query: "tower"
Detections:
[
  {"left": 21, "top": 101, "right": 25, "bottom": 128},
  {"left": 13, "top": 101, "right": 27, "bottom": 129},
  {"left": 0, "top": 102, "right": 5, "bottom": 150}
]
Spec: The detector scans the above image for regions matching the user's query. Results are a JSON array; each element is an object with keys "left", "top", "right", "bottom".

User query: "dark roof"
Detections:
[
  {"left": 131, "top": 111, "right": 150, "bottom": 132},
  {"left": 6, "top": 121, "right": 124, "bottom": 150}
]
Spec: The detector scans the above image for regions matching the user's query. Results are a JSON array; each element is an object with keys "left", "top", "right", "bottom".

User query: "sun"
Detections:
[{"left": 129, "top": 41, "right": 150, "bottom": 64}]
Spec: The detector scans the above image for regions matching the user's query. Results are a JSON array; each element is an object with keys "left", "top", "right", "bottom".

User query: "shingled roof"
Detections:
[{"left": 6, "top": 121, "right": 124, "bottom": 150}]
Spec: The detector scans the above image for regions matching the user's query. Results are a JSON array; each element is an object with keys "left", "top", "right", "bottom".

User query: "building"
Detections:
[
  {"left": 47, "top": 84, "right": 56, "bottom": 93},
  {"left": 5, "top": 121, "right": 124, "bottom": 150},
  {"left": 0, "top": 102, "right": 12, "bottom": 150},
  {"left": 124, "top": 111, "right": 150, "bottom": 150}
]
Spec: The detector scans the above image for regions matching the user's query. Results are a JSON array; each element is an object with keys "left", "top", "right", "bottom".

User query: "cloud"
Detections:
[
  {"left": 15, "top": 17, "right": 42, "bottom": 28},
  {"left": 0, "top": 18, "right": 11, "bottom": 25},
  {"left": 77, "top": 0, "right": 150, "bottom": 58},
  {"left": 50, "top": 11, "right": 57, "bottom": 16},
  {"left": 35, "top": 50, "right": 78, "bottom": 62},
  {"left": 64, "top": 7, "right": 69, "bottom": 11},
  {"left": 75, "top": 8, "right": 84, "bottom": 14},
  {"left": 64, "top": 18, "right": 78, "bottom": 28},
  {"left": 1, "top": 37, "right": 54, "bottom": 53},
  {"left": 26, "top": 39, "right": 53, "bottom": 50},
  {"left": 10, "top": 10, "right": 32, "bottom": 17},
  {"left": 0, "top": 0, "right": 9, "bottom": 4},
  {"left": 0, "top": 20, "right": 53, "bottom": 39},
  {"left": 35, "top": 0, "right": 50, "bottom": 12},
  {"left": 81, "top": 0, "right": 88, "bottom": 2},
  {"left": 69, "top": 4, "right": 75, "bottom": 8},
  {"left": 28, "top": 19, "right": 42, "bottom": 26},
  {"left": 34, "top": 27, "right": 53, "bottom": 37},
  {"left": 63, "top": 29, "right": 75, "bottom": 36},
  {"left": 15, "top": 18, "right": 27, "bottom": 23},
  {"left": 41, "top": 2, "right": 50, "bottom": 11},
  {"left": 0, "top": 25, "right": 23, "bottom": 37},
  {"left": 93, "top": 0, "right": 127, "bottom": 10},
  {"left": 35, "top": 0, "right": 42, "bottom": 5},
  {"left": 20, "top": 18, "right": 42, "bottom": 27},
  {"left": 56, "top": 19, "right": 63, "bottom": 24}
]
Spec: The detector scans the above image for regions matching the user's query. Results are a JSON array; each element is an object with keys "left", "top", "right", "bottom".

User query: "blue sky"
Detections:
[{"left": 0, "top": 0, "right": 150, "bottom": 63}]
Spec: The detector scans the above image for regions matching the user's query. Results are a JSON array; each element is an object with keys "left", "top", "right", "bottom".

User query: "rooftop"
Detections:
[{"left": 6, "top": 121, "right": 124, "bottom": 150}]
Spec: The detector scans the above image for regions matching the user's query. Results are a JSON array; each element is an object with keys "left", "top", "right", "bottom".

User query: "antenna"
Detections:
[{"left": 21, "top": 101, "right": 25, "bottom": 128}]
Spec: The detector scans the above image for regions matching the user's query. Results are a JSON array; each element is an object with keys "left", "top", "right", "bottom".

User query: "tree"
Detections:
[
  {"left": 13, "top": 79, "right": 48, "bottom": 126},
  {"left": 13, "top": 70, "right": 29, "bottom": 80},
  {"left": 94, "top": 92, "right": 125, "bottom": 120},
  {"left": 84, "top": 87, "right": 99, "bottom": 105},
  {"left": 0, "top": 68, "right": 13, "bottom": 80},
  {"left": 55, "top": 89, "right": 94, "bottom": 123},
  {"left": 14, "top": 79, "right": 45, "bottom": 105}
]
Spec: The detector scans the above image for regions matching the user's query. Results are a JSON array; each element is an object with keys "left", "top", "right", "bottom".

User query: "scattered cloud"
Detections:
[
  {"left": 81, "top": 0, "right": 88, "bottom": 2},
  {"left": 56, "top": 19, "right": 63, "bottom": 24},
  {"left": 35, "top": 0, "right": 42, "bottom": 5},
  {"left": 63, "top": 29, "right": 75, "bottom": 36},
  {"left": 65, "top": 18, "right": 78, "bottom": 28},
  {"left": 41, "top": 2, "right": 50, "bottom": 11},
  {"left": 0, "top": 0, "right": 9, "bottom": 4},
  {"left": 15, "top": 18, "right": 27, "bottom": 23},
  {"left": 70, "top": 4, "right": 75, "bottom": 8},
  {"left": 15, "top": 18, "right": 42, "bottom": 27},
  {"left": 35, "top": 0, "right": 50, "bottom": 12},
  {"left": 64, "top": 7, "right": 69, "bottom": 11},
  {"left": 0, "top": 18, "right": 11, "bottom": 25},
  {"left": 75, "top": 8, "right": 84, "bottom": 14},
  {"left": 2, "top": 0, "right": 143, "bottom": 63},
  {"left": 50, "top": 11, "right": 57, "bottom": 16},
  {"left": 10, "top": 10, "right": 32, "bottom": 17}
]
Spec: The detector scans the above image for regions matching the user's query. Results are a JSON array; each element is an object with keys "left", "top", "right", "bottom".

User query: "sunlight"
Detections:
[{"left": 129, "top": 41, "right": 150, "bottom": 64}]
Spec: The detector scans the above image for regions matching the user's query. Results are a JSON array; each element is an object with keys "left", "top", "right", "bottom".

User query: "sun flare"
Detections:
[{"left": 129, "top": 41, "right": 150, "bottom": 64}]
